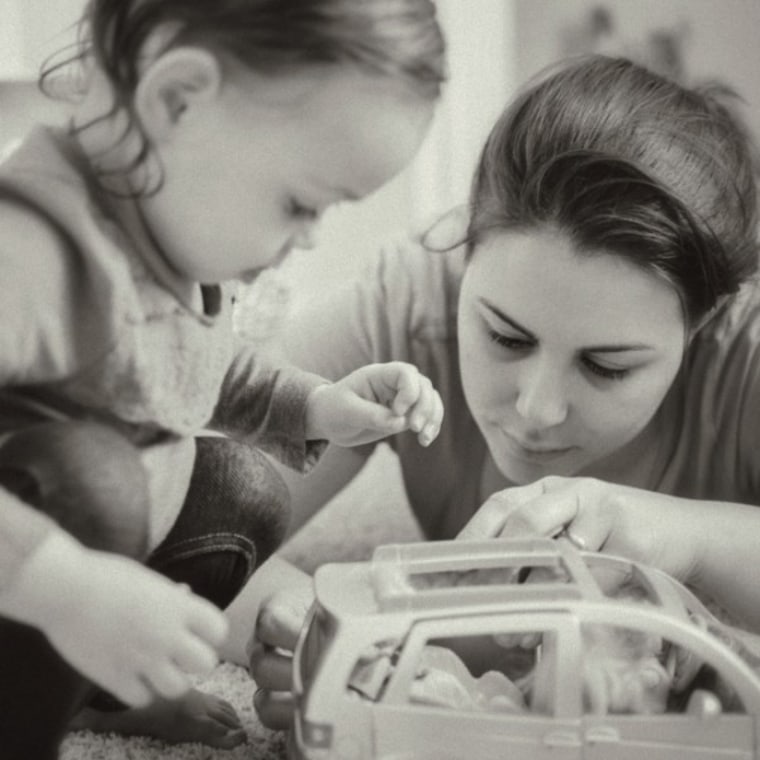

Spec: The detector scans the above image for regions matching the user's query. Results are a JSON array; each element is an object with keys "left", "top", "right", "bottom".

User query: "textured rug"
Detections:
[
  {"left": 61, "top": 445, "right": 418, "bottom": 759},
  {"left": 61, "top": 662, "right": 286, "bottom": 760}
]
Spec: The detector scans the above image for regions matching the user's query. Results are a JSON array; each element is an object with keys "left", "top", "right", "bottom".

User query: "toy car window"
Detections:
[
  {"left": 347, "top": 639, "right": 401, "bottom": 702},
  {"left": 578, "top": 622, "right": 747, "bottom": 716},
  {"left": 398, "top": 630, "right": 559, "bottom": 716},
  {"left": 298, "top": 607, "right": 332, "bottom": 693},
  {"left": 582, "top": 557, "right": 660, "bottom": 604},
  {"left": 406, "top": 562, "right": 570, "bottom": 590}
]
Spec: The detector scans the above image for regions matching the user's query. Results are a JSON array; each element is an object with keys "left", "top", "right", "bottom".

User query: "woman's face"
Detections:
[{"left": 457, "top": 227, "right": 686, "bottom": 484}]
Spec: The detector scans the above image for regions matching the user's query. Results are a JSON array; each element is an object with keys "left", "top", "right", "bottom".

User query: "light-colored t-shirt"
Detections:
[{"left": 280, "top": 235, "right": 760, "bottom": 539}]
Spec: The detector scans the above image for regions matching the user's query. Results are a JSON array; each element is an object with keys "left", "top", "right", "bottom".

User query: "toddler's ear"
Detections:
[{"left": 134, "top": 47, "right": 222, "bottom": 142}]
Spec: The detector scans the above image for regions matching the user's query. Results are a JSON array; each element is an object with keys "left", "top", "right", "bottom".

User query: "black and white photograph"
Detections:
[{"left": 2, "top": 2, "right": 760, "bottom": 759}]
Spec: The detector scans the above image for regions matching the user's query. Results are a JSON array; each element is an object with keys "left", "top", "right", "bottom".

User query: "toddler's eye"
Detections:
[{"left": 287, "top": 198, "right": 318, "bottom": 220}]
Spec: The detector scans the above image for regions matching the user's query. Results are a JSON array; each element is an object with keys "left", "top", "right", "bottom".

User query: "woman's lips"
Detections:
[{"left": 500, "top": 429, "right": 575, "bottom": 462}]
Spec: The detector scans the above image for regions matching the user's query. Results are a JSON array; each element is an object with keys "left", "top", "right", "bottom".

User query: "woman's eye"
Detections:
[
  {"left": 287, "top": 198, "right": 318, "bottom": 220},
  {"left": 582, "top": 357, "right": 630, "bottom": 381},
  {"left": 487, "top": 330, "right": 532, "bottom": 351}
]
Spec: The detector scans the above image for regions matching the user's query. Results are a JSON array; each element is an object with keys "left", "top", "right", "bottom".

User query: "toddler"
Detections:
[{"left": 0, "top": 1, "right": 446, "bottom": 757}]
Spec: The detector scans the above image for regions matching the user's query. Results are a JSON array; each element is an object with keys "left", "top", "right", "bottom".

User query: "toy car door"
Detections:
[{"left": 372, "top": 612, "right": 584, "bottom": 760}]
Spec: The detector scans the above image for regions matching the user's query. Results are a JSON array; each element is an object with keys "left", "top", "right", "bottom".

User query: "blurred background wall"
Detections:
[{"left": 2, "top": 0, "right": 759, "bottom": 325}]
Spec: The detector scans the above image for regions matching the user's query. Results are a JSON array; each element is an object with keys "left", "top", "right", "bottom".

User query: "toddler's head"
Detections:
[{"left": 55, "top": 0, "right": 445, "bottom": 283}]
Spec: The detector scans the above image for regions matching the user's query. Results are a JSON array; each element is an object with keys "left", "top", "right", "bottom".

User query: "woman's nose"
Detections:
[{"left": 514, "top": 359, "right": 569, "bottom": 427}]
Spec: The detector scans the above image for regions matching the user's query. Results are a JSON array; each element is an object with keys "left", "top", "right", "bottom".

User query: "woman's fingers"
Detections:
[
  {"left": 249, "top": 643, "right": 293, "bottom": 692},
  {"left": 561, "top": 488, "right": 614, "bottom": 553},
  {"left": 457, "top": 476, "right": 615, "bottom": 546},
  {"left": 457, "top": 477, "right": 562, "bottom": 540},
  {"left": 254, "top": 591, "right": 310, "bottom": 652},
  {"left": 254, "top": 689, "right": 294, "bottom": 730}
]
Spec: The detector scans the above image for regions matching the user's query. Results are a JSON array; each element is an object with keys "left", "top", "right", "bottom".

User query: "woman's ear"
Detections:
[
  {"left": 134, "top": 47, "right": 222, "bottom": 143},
  {"left": 687, "top": 295, "right": 730, "bottom": 342},
  {"left": 418, "top": 204, "right": 470, "bottom": 251}
]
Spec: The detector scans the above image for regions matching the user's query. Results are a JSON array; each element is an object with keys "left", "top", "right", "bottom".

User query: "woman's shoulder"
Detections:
[
  {"left": 684, "top": 280, "right": 760, "bottom": 420},
  {"left": 672, "top": 280, "right": 760, "bottom": 500}
]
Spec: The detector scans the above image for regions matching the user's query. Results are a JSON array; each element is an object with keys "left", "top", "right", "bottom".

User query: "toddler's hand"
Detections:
[
  {"left": 305, "top": 362, "right": 443, "bottom": 447},
  {"left": 3, "top": 531, "right": 227, "bottom": 707}
]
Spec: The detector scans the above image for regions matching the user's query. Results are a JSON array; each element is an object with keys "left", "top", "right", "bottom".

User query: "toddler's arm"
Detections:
[
  {"left": 215, "top": 350, "right": 443, "bottom": 465},
  {"left": 0, "top": 494, "right": 227, "bottom": 706},
  {"left": 305, "top": 361, "right": 444, "bottom": 448}
]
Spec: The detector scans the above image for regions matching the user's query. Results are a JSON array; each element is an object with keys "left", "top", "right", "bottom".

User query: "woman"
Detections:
[{"left": 244, "top": 54, "right": 760, "bottom": 728}]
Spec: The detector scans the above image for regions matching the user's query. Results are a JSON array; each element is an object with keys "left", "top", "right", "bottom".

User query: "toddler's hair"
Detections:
[
  {"left": 75, "top": 0, "right": 445, "bottom": 97},
  {"left": 42, "top": 0, "right": 445, "bottom": 191},
  {"left": 467, "top": 55, "right": 760, "bottom": 323}
]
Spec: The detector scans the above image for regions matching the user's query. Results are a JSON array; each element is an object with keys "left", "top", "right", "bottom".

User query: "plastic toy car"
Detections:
[{"left": 290, "top": 537, "right": 760, "bottom": 759}]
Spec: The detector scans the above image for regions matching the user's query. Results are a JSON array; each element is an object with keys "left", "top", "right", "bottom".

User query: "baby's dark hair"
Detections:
[
  {"left": 43, "top": 0, "right": 445, "bottom": 191},
  {"left": 467, "top": 55, "right": 760, "bottom": 323},
  {"left": 77, "top": 0, "right": 444, "bottom": 96}
]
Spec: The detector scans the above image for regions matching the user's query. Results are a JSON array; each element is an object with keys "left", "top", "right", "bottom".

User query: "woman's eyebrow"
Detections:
[
  {"left": 584, "top": 343, "right": 656, "bottom": 354},
  {"left": 481, "top": 298, "right": 655, "bottom": 353},
  {"left": 480, "top": 299, "right": 534, "bottom": 338}
]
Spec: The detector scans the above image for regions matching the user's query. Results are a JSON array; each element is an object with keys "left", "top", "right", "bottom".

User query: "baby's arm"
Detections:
[
  {"left": 214, "top": 347, "right": 443, "bottom": 468},
  {"left": 0, "top": 490, "right": 228, "bottom": 706},
  {"left": 305, "top": 361, "right": 444, "bottom": 448}
]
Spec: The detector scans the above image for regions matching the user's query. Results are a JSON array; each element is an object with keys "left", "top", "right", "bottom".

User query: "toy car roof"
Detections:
[{"left": 313, "top": 537, "right": 693, "bottom": 623}]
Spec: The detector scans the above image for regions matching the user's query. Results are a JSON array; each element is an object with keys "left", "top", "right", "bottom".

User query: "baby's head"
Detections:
[{"left": 53, "top": 0, "right": 446, "bottom": 283}]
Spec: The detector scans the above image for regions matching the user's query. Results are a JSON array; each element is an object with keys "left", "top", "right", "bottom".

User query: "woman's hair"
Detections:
[
  {"left": 42, "top": 0, "right": 445, "bottom": 190},
  {"left": 466, "top": 55, "right": 760, "bottom": 323}
]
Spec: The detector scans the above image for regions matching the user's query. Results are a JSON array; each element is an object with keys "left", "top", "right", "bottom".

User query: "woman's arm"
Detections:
[
  {"left": 278, "top": 442, "right": 374, "bottom": 538},
  {"left": 220, "top": 443, "right": 371, "bottom": 665}
]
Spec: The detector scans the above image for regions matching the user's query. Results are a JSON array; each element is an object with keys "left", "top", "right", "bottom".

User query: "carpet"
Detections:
[
  {"left": 61, "top": 445, "right": 419, "bottom": 759},
  {"left": 61, "top": 662, "right": 286, "bottom": 760}
]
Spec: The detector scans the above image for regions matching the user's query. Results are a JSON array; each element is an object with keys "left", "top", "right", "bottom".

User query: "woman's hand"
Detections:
[
  {"left": 305, "top": 362, "right": 444, "bottom": 448},
  {"left": 458, "top": 476, "right": 703, "bottom": 585},
  {"left": 249, "top": 585, "right": 315, "bottom": 730}
]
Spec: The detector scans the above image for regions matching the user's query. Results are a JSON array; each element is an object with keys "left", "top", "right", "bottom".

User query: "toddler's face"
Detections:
[{"left": 140, "top": 66, "right": 434, "bottom": 284}]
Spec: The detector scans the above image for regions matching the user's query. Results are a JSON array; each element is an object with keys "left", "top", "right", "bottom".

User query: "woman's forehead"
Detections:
[{"left": 466, "top": 228, "right": 685, "bottom": 347}]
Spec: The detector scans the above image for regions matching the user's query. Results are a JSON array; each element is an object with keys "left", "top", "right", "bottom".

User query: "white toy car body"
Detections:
[{"left": 291, "top": 537, "right": 760, "bottom": 760}]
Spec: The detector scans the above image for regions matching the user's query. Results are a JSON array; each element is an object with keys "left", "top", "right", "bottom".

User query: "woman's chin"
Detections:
[{"left": 494, "top": 451, "right": 581, "bottom": 485}]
